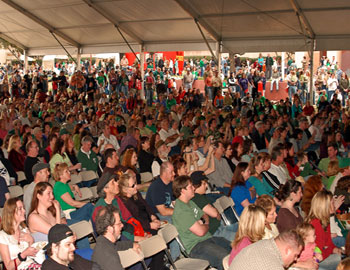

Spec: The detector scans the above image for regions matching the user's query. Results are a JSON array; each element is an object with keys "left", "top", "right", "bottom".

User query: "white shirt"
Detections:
[
  {"left": 268, "top": 163, "right": 288, "bottom": 185},
  {"left": 97, "top": 133, "right": 120, "bottom": 153},
  {"left": 308, "top": 125, "right": 322, "bottom": 142},
  {"left": 159, "top": 128, "right": 180, "bottom": 147},
  {"left": 151, "top": 157, "right": 168, "bottom": 178},
  {"left": 327, "top": 77, "right": 338, "bottom": 91}
]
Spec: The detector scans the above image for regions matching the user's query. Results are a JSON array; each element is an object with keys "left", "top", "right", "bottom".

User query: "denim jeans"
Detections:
[
  {"left": 318, "top": 254, "right": 341, "bottom": 270},
  {"left": 208, "top": 86, "right": 214, "bottom": 100},
  {"left": 189, "top": 237, "right": 231, "bottom": 270},
  {"left": 146, "top": 88, "right": 153, "bottom": 107},
  {"left": 213, "top": 220, "right": 238, "bottom": 242},
  {"left": 289, "top": 85, "right": 297, "bottom": 100},
  {"left": 70, "top": 202, "right": 94, "bottom": 222},
  {"left": 120, "top": 85, "right": 128, "bottom": 96}
]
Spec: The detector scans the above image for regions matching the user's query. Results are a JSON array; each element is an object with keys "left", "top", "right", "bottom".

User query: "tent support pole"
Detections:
[
  {"left": 194, "top": 19, "right": 217, "bottom": 61},
  {"left": 309, "top": 39, "right": 315, "bottom": 104},
  {"left": 24, "top": 50, "right": 28, "bottom": 71},
  {"left": 76, "top": 49, "right": 81, "bottom": 70},
  {"left": 140, "top": 45, "right": 145, "bottom": 99},
  {"left": 50, "top": 31, "right": 77, "bottom": 65}
]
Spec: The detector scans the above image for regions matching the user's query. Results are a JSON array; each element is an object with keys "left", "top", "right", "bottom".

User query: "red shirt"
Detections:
[{"left": 310, "top": 218, "right": 335, "bottom": 259}]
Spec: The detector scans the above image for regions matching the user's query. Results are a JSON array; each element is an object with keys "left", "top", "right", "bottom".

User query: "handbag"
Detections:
[{"left": 127, "top": 217, "right": 145, "bottom": 237}]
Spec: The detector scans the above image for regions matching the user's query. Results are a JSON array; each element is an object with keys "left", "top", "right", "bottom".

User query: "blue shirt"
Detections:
[
  {"left": 248, "top": 176, "right": 274, "bottom": 196},
  {"left": 231, "top": 181, "right": 256, "bottom": 216},
  {"left": 145, "top": 176, "right": 174, "bottom": 214}
]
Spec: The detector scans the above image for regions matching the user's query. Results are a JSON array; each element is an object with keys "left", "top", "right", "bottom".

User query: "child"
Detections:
[
  {"left": 293, "top": 223, "right": 323, "bottom": 269},
  {"left": 338, "top": 258, "right": 350, "bottom": 270}
]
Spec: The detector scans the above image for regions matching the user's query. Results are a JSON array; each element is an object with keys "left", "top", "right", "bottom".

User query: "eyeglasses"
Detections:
[{"left": 129, "top": 183, "right": 137, "bottom": 188}]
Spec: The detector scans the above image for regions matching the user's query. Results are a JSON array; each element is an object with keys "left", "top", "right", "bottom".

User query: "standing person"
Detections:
[
  {"left": 270, "top": 67, "right": 280, "bottom": 92},
  {"left": 183, "top": 68, "right": 194, "bottom": 91},
  {"left": 265, "top": 54, "right": 274, "bottom": 79},
  {"left": 41, "top": 224, "right": 99, "bottom": 270}
]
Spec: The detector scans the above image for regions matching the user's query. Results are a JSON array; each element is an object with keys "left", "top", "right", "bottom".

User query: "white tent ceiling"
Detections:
[{"left": 0, "top": 0, "right": 350, "bottom": 56}]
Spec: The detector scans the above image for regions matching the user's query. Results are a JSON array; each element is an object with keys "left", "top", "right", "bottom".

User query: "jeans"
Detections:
[
  {"left": 318, "top": 254, "right": 341, "bottom": 270},
  {"left": 156, "top": 213, "right": 180, "bottom": 261},
  {"left": 208, "top": 86, "right": 214, "bottom": 100},
  {"left": 271, "top": 79, "right": 279, "bottom": 91},
  {"left": 332, "top": 236, "right": 345, "bottom": 248},
  {"left": 70, "top": 203, "right": 94, "bottom": 222},
  {"left": 189, "top": 237, "right": 231, "bottom": 270},
  {"left": 146, "top": 88, "right": 153, "bottom": 106},
  {"left": 213, "top": 220, "right": 238, "bottom": 242},
  {"left": 289, "top": 85, "right": 297, "bottom": 100},
  {"left": 120, "top": 85, "right": 128, "bottom": 96}
]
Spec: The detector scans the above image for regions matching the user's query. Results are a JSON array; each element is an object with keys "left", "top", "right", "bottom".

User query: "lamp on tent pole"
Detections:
[
  {"left": 114, "top": 24, "right": 140, "bottom": 63},
  {"left": 194, "top": 18, "right": 217, "bottom": 62},
  {"left": 50, "top": 31, "right": 77, "bottom": 65}
]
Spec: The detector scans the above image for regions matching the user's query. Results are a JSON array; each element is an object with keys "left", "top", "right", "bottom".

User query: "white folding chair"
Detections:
[
  {"left": 8, "top": 185, "right": 23, "bottom": 198},
  {"left": 75, "top": 187, "right": 93, "bottom": 201},
  {"left": 158, "top": 224, "right": 210, "bottom": 270},
  {"left": 69, "top": 220, "right": 95, "bottom": 242},
  {"left": 118, "top": 248, "right": 146, "bottom": 269},
  {"left": 139, "top": 235, "right": 167, "bottom": 258},
  {"left": 213, "top": 196, "right": 240, "bottom": 225},
  {"left": 222, "top": 254, "right": 230, "bottom": 270},
  {"left": 90, "top": 186, "right": 98, "bottom": 198},
  {"left": 70, "top": 173, "right": 83, "bottom": 185},
  {"left": 79, "top": 170, "right": 98, "bottom": 182},
  {"left": 140, "top": 172, "right": 153, "bottom": 183},
  {"left": 16, "top": 171, "right": 26, "bottom": 183}
]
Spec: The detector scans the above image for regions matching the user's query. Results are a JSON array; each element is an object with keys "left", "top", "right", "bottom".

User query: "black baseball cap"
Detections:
[
  {"left": 97, "top": 172, "right": 118, "bottom": 194},
  {"left": 44, "top": 224, "right": 74, "bottom": 250},
  {"left": 190, "top": 171, "right": 208, "bottom": 186}
]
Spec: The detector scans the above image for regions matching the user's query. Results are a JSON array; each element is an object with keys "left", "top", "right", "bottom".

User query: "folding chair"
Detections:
[
  {"left": 75, "top": 187, "right": 93, "bottom": 201},
  {"left": 140, "top": 172, "right": 153, "bottom": 183},
  {"left": 70, "top": 173, "right": 83, "bottom": 185},
  {"left": 16, "top": 171, "right": 26, "bottom": 183},
  {"left": 222, "top": 254, "right": 230, "bottom": 270},
  {"left": 79, "top": 170, "right": 98, "bottom": 182},
  {"left": 90, "top": 186, "right": 98, "bottom": 198},
  {"left": 69, "top": 220, "right": 96, "bottom": 242},
  {"left": 158, "top": 224, "right": 210, "bottom": 270},
  {"left": 8, "top": 185, "right": 23, "bottom": 198},
  {"left": 213, "top": 196, "right": 240, "bottom": 225},
  {"left": 118, "top": 248, "right": 146, "bottom": 269}
]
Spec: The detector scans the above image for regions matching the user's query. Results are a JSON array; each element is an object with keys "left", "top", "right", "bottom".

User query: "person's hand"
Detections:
[
  {"left": 208, "top": 145, "right": 215, "bottom": 154},
  {"left": 314, "top": 252, "right": 323, "bottom": 262},
  {"left": 100, "top": 139, "right": 105, "bottom": 146},
  {"left": 19, "top": 231, "right": 33, "bottom": 245},
  {"left": 52, "top": 200, "right": 60, "bottom": 211},
  {"left": 299, "top": 258, "right": 318, "bottom": 270},
  {"left": 333, "top": 247, "right": 342, "bottom": 254},
  {"left": 133, "top": 242, "right": 141, "bottom": 254},
  {"left": 334, "top": 195, "right": 345, "bottom": 211},
  {"left": 150, "top": 221, "right": 160, "bottom": 230},
  {"left": 22, "top": 247, "right": 38, "bottom": 258},
  {"left": 74, "top": 163, "right": 81, "bottom": 170},
  {"left": 192, "top": 152, "right": 199, "bottom": 162}
]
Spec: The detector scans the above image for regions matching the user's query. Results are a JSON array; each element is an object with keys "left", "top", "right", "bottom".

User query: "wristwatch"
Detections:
[{"left": 18, "top": 252, "right": 26, "bottom": 262}]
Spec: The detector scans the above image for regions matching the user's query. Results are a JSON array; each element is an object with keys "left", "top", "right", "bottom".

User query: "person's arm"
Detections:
[
  {"left": 240, "top": 199, "right": 250, "bottom": 208},
  {"left": 5, "top": 192, "right": 10, "bottom": 201},
  {"left": 28, "top": 213, "right": 55, "bottom": 235},
  {"left": 0, "top": 243, "right": 38, "bottom": 270},
  {"left": 189, "top": 219, "right": 209, "bottom": 237},
  {"left": 60, "top": 192, "right": 86, "bottom": 208},
  {"left": 202, "top": 203, "right": 220, "bottom": 219},
  {"left": 204, "top": 152, "right": 215, "bottom": 175},
  {"left": 155, "top": 204, "right": 173, "bottom": 216}
]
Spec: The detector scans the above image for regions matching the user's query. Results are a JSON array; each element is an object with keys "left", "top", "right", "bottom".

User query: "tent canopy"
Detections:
[{"left": 0, "top": 0, "right": 350, "bottom": 56}]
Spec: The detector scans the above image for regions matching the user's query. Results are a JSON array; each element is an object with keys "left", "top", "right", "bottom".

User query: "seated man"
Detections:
[
  {"left": 172, "top": 175, "right": 231, "bottom": 270},
  {"left": 42, "top": 224, "right": 99, "bottom": 270},
  {"left": 268, "top": 145, "right": 288, "bottom": 186},
  {"left": 77, "top": 136, "right": 99, "bottom": 173},
  {"left": 229, "top": 230, "right": 304, "bottom": 270},
  {"left": 151, "top": 140, "right": 169, "bottom": 178},
  {"left": 92, "top": 205, "right": 141, "bottom": 270},
  {"left": 191, "top": 171, "right": 237, "bottom": 242}
]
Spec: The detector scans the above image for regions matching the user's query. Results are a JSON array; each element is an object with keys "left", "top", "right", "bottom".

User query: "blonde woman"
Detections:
[
  {"left": 326, "top": 160, "right": 341, "bottom": 190},
  {"left": 255, "top": 195, "right": 279, "bottom": 239},
  {"left": 8, "top": 135, "right": 26, "bottom": 172},
  {"left": 305, "top": 190, "right": 342, "bottom": 270},
  {"left": 228, "top": 204, "right": 266, "bottom": 265}
]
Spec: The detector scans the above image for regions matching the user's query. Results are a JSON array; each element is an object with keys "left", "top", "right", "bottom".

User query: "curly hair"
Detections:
[{"left": 300, "top": 175, "right": 323, "bottom": 215}]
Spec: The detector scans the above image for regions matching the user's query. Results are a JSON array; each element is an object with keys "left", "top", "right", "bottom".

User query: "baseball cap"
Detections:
[
  {"left": 33, "top": 127, "right": 42, "bottom": 135},
  {"left": 32, "top": 162, "right": 49, "bottom": 177},
  {"left": 44, "top": 224, "right": 74, "bottom": 250},
  {"left": 97, "top": 172, "right": 118, "bottom": 194},
  {"left": 190, "top": 171, "right": 208, "bottom": 186}
]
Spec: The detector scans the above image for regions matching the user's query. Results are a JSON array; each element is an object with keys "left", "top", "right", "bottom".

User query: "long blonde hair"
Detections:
[
  {"left": 305, "top": 190, "right": 333, "bottom": 228},
  {"left": 7, "top": 134, "right": 20, "bottom": 152},
  {"left": 1, "top": 198, "right": 27, "bottom": 235},
  {"left": 232, "top": 205, "right": 266, "bottom": 248}
]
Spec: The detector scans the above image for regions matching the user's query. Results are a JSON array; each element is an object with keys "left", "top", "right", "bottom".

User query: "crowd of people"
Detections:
[{"left": 0, "top": 51, "right": 350, "bottom": 270}]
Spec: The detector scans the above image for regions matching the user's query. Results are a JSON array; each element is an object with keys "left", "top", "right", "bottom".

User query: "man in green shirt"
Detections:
[
  {"left": 318, "top": 143, "right": 341, "bottom": 173},
  {"left": 77, "top": 136, "right": 98, "bottom": 187},
  {"left": 172, "top": 175, "right": 230, "bottom": 270}
]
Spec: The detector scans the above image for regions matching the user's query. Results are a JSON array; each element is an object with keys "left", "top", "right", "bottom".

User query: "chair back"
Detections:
[{"left": 139, "top": 235, "right": 167, "bottom": 258}]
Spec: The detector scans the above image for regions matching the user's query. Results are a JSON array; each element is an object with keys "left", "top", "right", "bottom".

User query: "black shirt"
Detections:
[
  {"left": 24, "top": 156, "right": 39, "bottom": 184},
  {"left": 42, "top": 254, "right": 99, "bottom": 270},
  {"left": 138, "top": 149, "right": 154, "bottom": 173}
]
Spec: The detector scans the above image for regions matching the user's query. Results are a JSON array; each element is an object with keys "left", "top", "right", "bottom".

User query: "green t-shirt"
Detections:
[
  {"left": 54, "top": 181, "right": 75, "bottom": 210},
  {"left": 173, "top": 199, "right": 211, "bottom": 253},
  {"left": 191, "top": 194, "right": 220, "bottom": 235}
]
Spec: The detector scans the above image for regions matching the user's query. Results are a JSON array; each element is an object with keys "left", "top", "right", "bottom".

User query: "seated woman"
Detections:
[
  {"left": 28, "top": 182, "right": 62, "bottom": 242},
  {"left": 231, "top": 142, "right": 243, "bottom": 166},
  {"left": 43, "top": 133, "right": 57, "bottom": 163},
  {"left": 49, "top": 138, "right": 81, "bottom": 172},
  {"left": 248, "top": 153, "right": 274, "bottom": 196},
  {"left": 275, "top": 180, "right": 303, "bottom": 233},
  {"left": 230, "top": 162, "right": 256, "bottom": 216},
  {"left": 255, "top": 195, "right": 279, "bottom": 239},
  {"left": 228, "top": 204, "right": 266, "bottom": 265},
  {"left": 118, "top": 171, "right": 161, "bottom": 236},
  {"left": 52, "top": 163, "right": 94, "bottom": 223},
  {"left": 223, "top": 142, "right": 236, "bottom": 174},
  {"left": 121, "top": 148, "right": 142, "bottom": 185},
  {"left": 138, "top": 136, "right": 154, "bottom": 174},
  {"left": 306, "top": 190, "right": 343, "bottom": 270},
  {"left": 7, "top": 135, "right": 26, "bottom": 172},
  {"left": 241, "top": 139, "right": 254, "bottom": 163},
  {"left": 0, "top": 198, "right": 40, "bottom": 270},
  {"left": 65, "top": 135, "right": 79, "bottom": 166}
]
